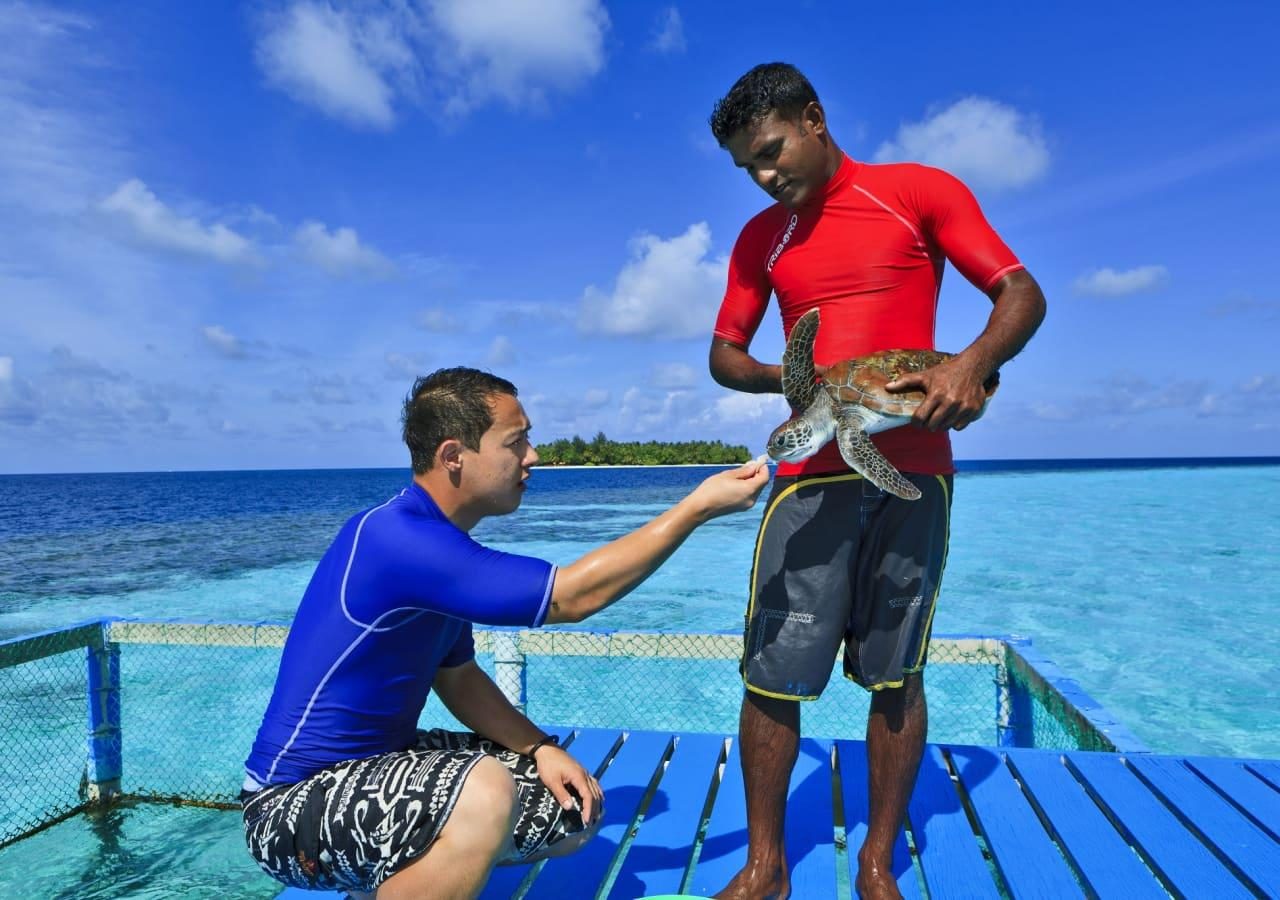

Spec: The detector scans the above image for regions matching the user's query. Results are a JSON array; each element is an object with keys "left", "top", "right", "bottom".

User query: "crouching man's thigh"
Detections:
[
  {"left": 240, "top": 739, "right": 502, "bottom": 895},
  {"left": 419, "top": 730, "right": 603, "bottom": 866}
]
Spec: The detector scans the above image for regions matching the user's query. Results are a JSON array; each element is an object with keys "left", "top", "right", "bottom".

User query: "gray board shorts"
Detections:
[{"left": 742, "top": 471, "right": 953, "bottom": 698}]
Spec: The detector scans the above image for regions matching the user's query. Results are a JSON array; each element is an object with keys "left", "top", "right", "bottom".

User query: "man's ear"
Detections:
[
  {"left": 801, "top": 100, "right": 826, "bottom": 137},
  {"left": 437, "top": 439, "right": 464, "bottom": 473}
]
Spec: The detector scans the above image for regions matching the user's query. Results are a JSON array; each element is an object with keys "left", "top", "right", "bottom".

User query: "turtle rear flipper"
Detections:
[
  {"left": 781, "top": 308, "right": 822, "bottom": 410},
  {"left": 835, "top": 409, "right": 922, "bottom": 501}
]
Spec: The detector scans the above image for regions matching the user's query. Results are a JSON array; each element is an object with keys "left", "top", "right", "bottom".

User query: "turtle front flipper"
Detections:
[
  {"left": 835, "top": 408, "right": 922, "bottom": 501},
  {"left": 781, "top": 308, "right": 821, "bottom": 410}
]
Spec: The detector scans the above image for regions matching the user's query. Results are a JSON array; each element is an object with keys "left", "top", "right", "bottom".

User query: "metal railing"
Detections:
[{"left": 0, "top": 617, "right": 1146, "bottom": 850}]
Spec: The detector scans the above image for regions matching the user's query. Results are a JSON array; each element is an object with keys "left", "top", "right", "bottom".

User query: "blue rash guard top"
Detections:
[{"left": 243, "top": 483, "right": 556, "bottom": 788}]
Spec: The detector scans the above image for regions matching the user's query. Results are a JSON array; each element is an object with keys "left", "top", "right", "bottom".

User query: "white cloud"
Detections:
[
  {"left": 256, "top": 2, "right": 399, "bottom": 129},
  {"left": 385, "top": 352, "right": 427, "bottom": 381},
  {"left": 418, "top": 307, "right": 463, "bottom": 332},
  {"left": 874, "top": 97, "right": 1049, "bottom": 191},
  {"left": 487, "top": 335, "right": 515, "bottom": 366},
  {"left": 429, "top": 0, "right": 609, "bottom": 116},
  {"left": 294, "top": 220, "right": 392, "bottom": 276},
  {"left": 98, "top": 179, "right": 261, "bottom": 266},
  {"left": 0, "top": 355, "right": 38, "bottom": 427},
  {"left": 202, "top": 325, "right": 248, "bottom": 359},
  {"left": 707, "top": 392, "right": 789, "bottom": 425},
  {"left": 0, "top": 5, "right": 120, "bottom": 216},
  {"left": 1024, "top": 376, "right": 1217, "bottom": 422},
  {"left": 649, "top": 7, "right": 686, "bottom": 54},
  {"left": 214, "top": 418, "right": 249, "bottom": 436},
  {"left": 254, "top": 0, "right": 609, "bottom": 126},
  {"left": 307, "top": 372, "right": 358, "bottom": 405},
  {"left": 1, "top": 346, "right": 176, "bottom": 436},
  {"left": 582, "top": 388, "right": 610, "bottom": 409},
  {"left": 1074, "top": 265, "right": 1168, "bottom": 297},
  {"left": 579, "top": 222, "right": 728, "bottom": 339},
  {"left": 617, "top": 386, "right": 701, "bottom": 435},
  {"left": 1242, "top": 374, "right": 1280, "bottom": 397},
  {"left": 652, "top": 362, "right": 697, "bottom": 389}
]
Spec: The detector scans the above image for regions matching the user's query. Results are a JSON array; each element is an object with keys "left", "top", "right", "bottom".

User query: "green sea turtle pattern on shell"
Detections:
[{"left": 766, "top": 308, "right": 998, "bottom": 500}]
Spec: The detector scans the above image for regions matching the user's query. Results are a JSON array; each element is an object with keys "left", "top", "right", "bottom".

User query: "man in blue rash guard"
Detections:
[{"left": 241, "top": 367, "right": 770, "bottom": 899}]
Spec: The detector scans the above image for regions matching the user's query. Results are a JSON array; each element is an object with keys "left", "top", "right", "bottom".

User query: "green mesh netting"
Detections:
[{"left": 1, "top": 620, "right": 1109, "bottom": 849}]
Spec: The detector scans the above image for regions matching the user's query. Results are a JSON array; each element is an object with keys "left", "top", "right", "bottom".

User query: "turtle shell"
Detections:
[{"left": 823, "top": 349, "right": 973, "bottom": 417}]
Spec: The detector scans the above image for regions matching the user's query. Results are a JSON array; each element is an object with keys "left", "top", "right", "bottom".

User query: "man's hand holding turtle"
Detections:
[{"left": 886, "top": 357, "right": 992, "bottom": 432}]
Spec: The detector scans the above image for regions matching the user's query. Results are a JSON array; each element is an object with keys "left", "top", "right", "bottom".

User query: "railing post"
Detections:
[
  {"left": 996, "top": 653, "right": 1034, "bottom": 748},
  {"left": 493, "top": 630, "right": 527, "bottom": 714},
  {"left": 83, "top": 623, "right": 122, "bottom": 803}
]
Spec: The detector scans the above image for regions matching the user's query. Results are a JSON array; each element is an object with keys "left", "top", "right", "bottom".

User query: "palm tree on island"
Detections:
[{"left": 536, "top": 432, "right": 751, "bottom": 466}]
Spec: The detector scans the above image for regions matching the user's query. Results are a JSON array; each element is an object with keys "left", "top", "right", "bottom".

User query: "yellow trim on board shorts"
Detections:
[
  {"left": 742, "top": 680, "right": 821, "bottom": 702},
  {"left": 844, "top": 671, "right": 907, "bottom": 692},
  {"left": 741, "top": 471, "right": 864, "bottom": 702}
]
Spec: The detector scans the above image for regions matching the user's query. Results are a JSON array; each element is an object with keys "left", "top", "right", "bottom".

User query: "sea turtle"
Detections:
[{"left": 766, "top": 308, "right": 998, "bottom": 500}]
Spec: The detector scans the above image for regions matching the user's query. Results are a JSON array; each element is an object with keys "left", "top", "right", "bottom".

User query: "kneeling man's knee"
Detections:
[{"left": 457, "top": 756, "right": 518, "bottom": 835}]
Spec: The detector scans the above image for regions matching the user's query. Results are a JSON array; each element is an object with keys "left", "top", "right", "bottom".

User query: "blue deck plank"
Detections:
[
  {"left": 947, "top": 745, "right": 1083, "bottom": 899},
  {"left": 1187, "top": 756, "right": 1280, "bottom": 840},
  {"left": 524, "top": 730, "right": 673, "bottom": 900},
  {"left": 907, "top": 745, "right": 999, "bottom": 899},
  {"left": 1066, "top": 752, "right": 1253, "bottom": 899},
  {"left": 1126, "top": 755, "right": 1280, "bottom": 897},
  {"left": 1249, "top": 759, "right": 1280, "bottom": 792},
  {"left": 608, "top": 732, "right": 725, "bottom": 899},
  {"left": 480, "top": 727, "right": 615, "bottom": 900},
  {"left": 686, "top": 737, "right": 748, "bottom": 897},
  {"left": 784, "top": 739, "right": 838, "bottom": 899},
  {"left": 835, "top": 740, "right": 920, "bottom": 899},
  {"left": 1003, "top": 749, "right": 1165, "bottom": 899}
]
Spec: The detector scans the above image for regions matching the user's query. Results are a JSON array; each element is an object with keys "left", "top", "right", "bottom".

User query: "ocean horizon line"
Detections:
[{"left": 2, "top": 455, "right": 1279, "bottom": 478}]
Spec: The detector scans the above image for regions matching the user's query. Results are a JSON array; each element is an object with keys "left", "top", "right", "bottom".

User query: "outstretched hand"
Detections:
[
  {"left": 691, "top": 456, "right": 771, "bottom": 520},
  {"left": 886, "top": 358, "right": 990, "bottom": 432},
  {"left": 533, "top": 745, "right": 603, "bottom": 825}
]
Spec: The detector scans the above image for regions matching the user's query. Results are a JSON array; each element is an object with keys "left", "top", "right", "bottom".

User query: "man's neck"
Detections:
[
  {"left": 413, "top": 472, "right": 478, "bottom": 532},
  {"left": 821, "top": 141, "right": 844, "bottom": 181}
]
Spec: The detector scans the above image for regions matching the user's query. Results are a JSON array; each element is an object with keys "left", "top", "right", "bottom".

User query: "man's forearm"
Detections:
[
  {"left": 435, "top": 662, "right": 546, "bottom": 753},
  {"left": 955, "top": 270, "right": 1047, "bottom": 378},
  {"left": 547, "top": 494, "right": 707, "bottom": 623},
  {"left": 709, "top": 339, "right": 783, "bottom": 394}
]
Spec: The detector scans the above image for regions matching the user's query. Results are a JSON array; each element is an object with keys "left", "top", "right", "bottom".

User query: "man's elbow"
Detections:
[
  {"left": 708, "top": 340, "right": 740, "bottom": 388},
  {"left": 546, "top": 597, "right": 587, "bottom": 625}
]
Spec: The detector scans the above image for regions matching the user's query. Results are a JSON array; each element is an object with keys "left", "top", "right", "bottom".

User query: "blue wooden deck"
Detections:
[{"left": 281, "top": 727, "right": 1280, "bottom": 899}]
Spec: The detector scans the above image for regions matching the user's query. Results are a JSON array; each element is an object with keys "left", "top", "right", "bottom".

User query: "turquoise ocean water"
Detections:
[
  {"left": 2, "top": 460, "right": 1277, "bottom": 759},
  {"left": 2, "top": 460, "right": 1279, "bottom": 898}
]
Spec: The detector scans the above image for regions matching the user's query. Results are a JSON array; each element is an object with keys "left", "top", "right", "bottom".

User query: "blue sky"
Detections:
[{"left": 2, "top": 1, "right": 1277, "bottom": 473}]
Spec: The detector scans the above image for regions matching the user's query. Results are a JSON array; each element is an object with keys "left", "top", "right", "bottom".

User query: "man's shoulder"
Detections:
[
  {"left": 854, "top": 160, "right": 970, "bottom": 195},
  {"left": 738, "top": 201, "right": 792, "bottom": 239},
  {"left": 349, "top": 492, "right": 468, "bottom": 556}
]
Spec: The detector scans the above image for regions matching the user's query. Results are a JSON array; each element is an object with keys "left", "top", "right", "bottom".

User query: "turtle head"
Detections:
[{"left": 767, "top": 416, "right": 823, "bottom": 462}]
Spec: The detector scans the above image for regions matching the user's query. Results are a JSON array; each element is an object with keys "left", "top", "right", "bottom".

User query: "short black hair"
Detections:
[
  {"left": 709, "top": 62, "right": 820, "bottom": 146},
  {"left": 402, "top": 367, "right": 518, "bottom": 474}
]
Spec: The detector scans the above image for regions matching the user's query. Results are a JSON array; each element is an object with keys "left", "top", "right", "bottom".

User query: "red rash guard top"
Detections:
[{"left": 714, "top": 155, "right": 1024, "bottom": 477}]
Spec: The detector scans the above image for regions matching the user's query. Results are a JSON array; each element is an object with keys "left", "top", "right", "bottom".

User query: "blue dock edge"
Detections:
[
  {"left": 278, "top": 726, "right": 1280, "bottom": 900},
  {"left": 3, "top": 618, "right": 1274, "bottom": 898}
]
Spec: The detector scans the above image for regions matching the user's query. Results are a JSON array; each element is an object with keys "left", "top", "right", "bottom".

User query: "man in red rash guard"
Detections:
[{"left": 707, "top": 63, "right": 1046, "bottom": 900}]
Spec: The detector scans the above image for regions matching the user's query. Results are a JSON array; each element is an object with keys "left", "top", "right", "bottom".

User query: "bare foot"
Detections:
[
  {"left": 713, "top": 858, "right": 790, "bottom": 900},
  {"left": 854, "top": 860, "right": 902, "bottom": 900}
]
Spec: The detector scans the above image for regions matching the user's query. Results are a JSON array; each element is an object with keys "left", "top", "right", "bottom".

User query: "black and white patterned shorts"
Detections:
[{"left": 241, "top": 729, "right": 587, "bottom": 893}]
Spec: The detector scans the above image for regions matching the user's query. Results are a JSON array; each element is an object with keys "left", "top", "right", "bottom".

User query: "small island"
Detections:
[{"left": 536, "top": 432, "right": 751, "bottom": 466}]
